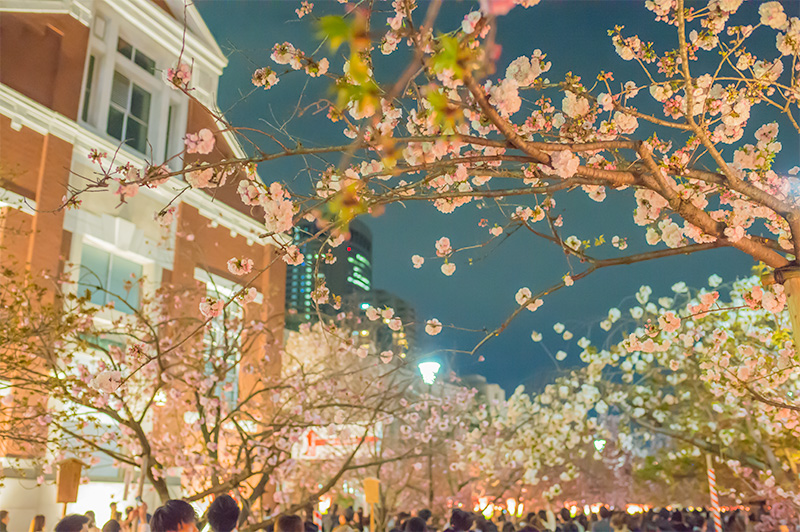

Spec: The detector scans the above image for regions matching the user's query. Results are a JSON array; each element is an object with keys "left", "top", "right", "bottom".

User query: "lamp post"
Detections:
[{"left": 418, "top": 361, "right": 440, "bottom": 510}]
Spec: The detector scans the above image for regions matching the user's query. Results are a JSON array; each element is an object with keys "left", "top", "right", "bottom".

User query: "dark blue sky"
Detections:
[{"left": 195, "top": 0, "right": 795, "bottom": 392}]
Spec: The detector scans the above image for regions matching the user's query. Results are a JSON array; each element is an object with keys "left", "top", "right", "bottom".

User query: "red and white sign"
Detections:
[{"left": 293, "top": 424, "right": 382, "bottom": 460}]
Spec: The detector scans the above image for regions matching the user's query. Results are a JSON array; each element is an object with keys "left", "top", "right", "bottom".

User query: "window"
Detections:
[
  {"left": 77, "top": 243, "right": 142, "bottom": 313},
  {"left": 107, "top": 71, "right": 151, "bottom": 153},
  {"left": 117, "top": 37, "right": 156, "bottom": 75}
]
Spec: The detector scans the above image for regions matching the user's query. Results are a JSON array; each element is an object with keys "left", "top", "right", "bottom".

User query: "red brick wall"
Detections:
[
  {"left": 0, "top": 13, "right": 89, "bottom": 120},
  {"left": 0, "top": 116, "right": 68, "bottom": 278}
]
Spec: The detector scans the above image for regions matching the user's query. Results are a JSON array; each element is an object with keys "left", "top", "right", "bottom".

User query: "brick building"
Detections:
[{"left": 0, "top": 0, "right": 284, "bottom": 524}]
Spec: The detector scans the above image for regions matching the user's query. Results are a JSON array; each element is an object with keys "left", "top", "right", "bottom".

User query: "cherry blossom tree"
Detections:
[
  {"left": 0, "top": 263, "right": 479, "bottom": 524},
  {"left": 63, "top": 0, "right": 800, "bottom": 361},
  {"left": 452, "top": 274, "right": 800, "bottom": 526}
]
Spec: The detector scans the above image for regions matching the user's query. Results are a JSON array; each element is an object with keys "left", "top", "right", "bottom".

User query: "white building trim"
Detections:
[
  {"left": 0, "top": 82, "right": 287, "bottom": 249},
  {"left": 0, "top": 0, "right": 226, "bottom": 75},
  {"left": 0, "top": 187, "right": 36, "bottom": 215},
  {"left": 0, "top": 0, "right": 93, "bottom": 25}
]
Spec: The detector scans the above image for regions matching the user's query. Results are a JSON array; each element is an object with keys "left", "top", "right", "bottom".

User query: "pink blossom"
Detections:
[
  {"left": 184, "top": 128, "right": 216, "bottom": 155},
  {"left": 479, "top": 0, "right": 532, "bottom": 16},
  {"left": 461, "top": 11, "right": 482, "bottom": 34},
  {"left": 759, "top": 2, "right": 788, "bottom": 29},
  {"left": 425, "top": 318, "right": 443, "bottom": 336},
  {"left": 295, "top": 0, "right": 313, "bottom": 18},
  {"left": 199, "top": 297, "right": 224, "bottom": 318},
  {"left": 598, "top": 93, "right": 614, "bottom": 111},
  {"left": 388, "top": 318, "right": 402, "bottom": 331},
  {"left": 366, "top": 307, "right": 380, "bottom": 321},
  {"left": 380, "top": 350, "right": 394, "bottom": 364},
  {"left": 262, "top": 182, "right": 294, "bottom": 235},
  {"left": 283, "top": 245, "right": 305, "bottom": 266},
  {"left": 412, "top": 255, "right": 425, "bottom": 268},
  {"left": 238, "top": 287, "right": 259, "bottom": 305},
  {"left": 657, "top": 311, "right": 681, "bottom": 333},
  {"left": 165, "top": 63, "right": 191, "bottom": 89},
  {"left": 441, "top": 263, "right": 456, "bottom": 276},
  {"left": 186, "top": 167, "right": 214, "bottom": 188},
  {"left": 435, "top": 237, "right": 452, "bottom": 257},
  {"left": 227, "top": 257, "right": 254, "bottom": 276},
  {"left": 90, "top": 371, "right": 122, "bottom": 394},
  {"left": 562, "top": 92, "right": 590, "bottom": 118},
  {"left": 252, "top": 67, "right": 279, "bottom": 89},
  {"left": 489, "top": 79, "right": 522, "bottom": 116},
  {"left": 550, "top": 150, "right": 580, "bottom": 178}
]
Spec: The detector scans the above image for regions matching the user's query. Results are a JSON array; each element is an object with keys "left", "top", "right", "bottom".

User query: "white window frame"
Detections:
[
  {"left": 77, "top": 9, "right": 188, "bottom": 166},
  {"left": 67, "top": 233, "right": 157, "bottom": 324}
]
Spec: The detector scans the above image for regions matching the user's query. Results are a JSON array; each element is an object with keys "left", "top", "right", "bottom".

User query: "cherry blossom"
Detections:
[
  {"left": 425, "top": 318, "right": 443, "bottom": 335},
  {"left": 184, "top": 129, "right": 215, "bottom": 155}
]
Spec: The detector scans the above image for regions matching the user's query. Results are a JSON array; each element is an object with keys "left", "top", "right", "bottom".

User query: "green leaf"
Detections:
[{"left": 318, "top": 16, "right": 351, "bottom": 51}]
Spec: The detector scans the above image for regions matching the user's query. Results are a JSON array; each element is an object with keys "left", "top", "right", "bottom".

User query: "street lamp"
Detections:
[
  {"left": 417, "top": 360, "right": 441, "bottom": 511},
  {"left": 418, "top": 361, "right": 441, "bottom": 385}
]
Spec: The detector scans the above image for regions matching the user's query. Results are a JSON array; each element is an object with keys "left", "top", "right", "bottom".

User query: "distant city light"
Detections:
[
  {"left": 360, "top": 302, "right": 370, "bottom": 309},
  {"left": 418, "top": 361, "right": 441, "bottom": 385}
]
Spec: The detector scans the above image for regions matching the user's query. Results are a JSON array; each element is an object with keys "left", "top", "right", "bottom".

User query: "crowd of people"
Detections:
[{"left": 0, "top": 499, "right": 773, "bottom": 532}]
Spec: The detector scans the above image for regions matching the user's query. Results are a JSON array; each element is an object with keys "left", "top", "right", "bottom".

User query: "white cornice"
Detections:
[
  {"left": 0, "top": 0, "right": 228, "bottom": 75},
  {"left": 0, "top": 0, "right": 92, "bottom": 25},
  {"left": 0, "top": 83, "right": 288, "bottom": 249},
  {"left": 104, "top": 0, "right": 228, "bottom": 76},
  {"left": 0, "top": 187, "right": 37, "bottom": 215}
]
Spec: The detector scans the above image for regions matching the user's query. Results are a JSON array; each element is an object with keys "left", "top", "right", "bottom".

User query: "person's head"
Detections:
[
  {"left": 338, "top": 515, "right": 347, "bottom": 526},
  {"left": 150, "top": 500, "right": 197, "bottom": 532},
  {"left": 599, "top": 508, "right": 611, "bottom": 520},
  {"left": 344, "top": 508, "right": 355, "bottom": 523},
  {"left": 417, "top": 510, "right": 432, "bottom": 524},
  {"left": 85, "top": 512, "right": 96, "bottom": 528},
  {"left": 559, "top": 509, "right": 571, "bottom": 523},
  {"left": 610, "top": 513, "right": 627, "bottom": 529},
  {"left": 31, "top": 515, "right": 46, "bottom": 532},
  {"left": 1, "top": 512, "right": 9, "bottom": 526},
  {"left": 208, "top": 495, "right": 240, "bottom": 532},
  {"left": 276, "top": 515, "right": 304, "bottom": 532},
  {"left": 501, "top": 522, "right": 515, "bottom": 532},
  {"left": 404, "top": 517, "right": 426, "bottom": 532},
  {"left": 56, "top": 515, "right": 90, "bottom": 532},
  {"left": 450, "top": 510, "right": 473, "bottom": 532},
  {"left": 102, "top": 521, "right": 121, "bottom": 532}
]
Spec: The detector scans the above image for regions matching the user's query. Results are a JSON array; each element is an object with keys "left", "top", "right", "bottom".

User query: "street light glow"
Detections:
[
  {"left": 594, "top": 438, "right": 607, "bottom": 452},
  {"left": 418, "top": 361, "right": 441, "bottom": 385}
]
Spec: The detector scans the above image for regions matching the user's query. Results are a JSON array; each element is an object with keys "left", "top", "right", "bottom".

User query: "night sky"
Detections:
[{"left": 194, "top": 0, "right": 796, "bottom": 393}]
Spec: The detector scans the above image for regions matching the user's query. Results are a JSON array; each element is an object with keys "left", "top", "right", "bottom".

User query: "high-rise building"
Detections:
[{"left": 285, "top": 218, "right": 372, "bottom": 326}]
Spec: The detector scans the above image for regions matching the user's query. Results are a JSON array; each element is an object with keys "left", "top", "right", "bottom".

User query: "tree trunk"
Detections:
[{"left": 764, "top": 267, "right": 800, "bottom": 350}]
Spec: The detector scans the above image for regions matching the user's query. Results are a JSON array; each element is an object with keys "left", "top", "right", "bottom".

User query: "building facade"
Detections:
[{"left": 0, "top": 0, "right": 284, "bottom": 525}]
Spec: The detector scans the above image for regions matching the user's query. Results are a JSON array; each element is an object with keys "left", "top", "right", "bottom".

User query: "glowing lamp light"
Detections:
[
  {"left": 507, "top": 499, "right": 516, "bottom": 516},
  {"left": 418, "top": 361, "right": 441, "bottom": 385},
  {"left": 516, "top": 503, "right": 524, "bottom": 518},
  {"left": 319, "top": 496, "right": 332, "bottom": 514},
  {"left": 593, "top": 438, "right": 607, "bottom": 452}
]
